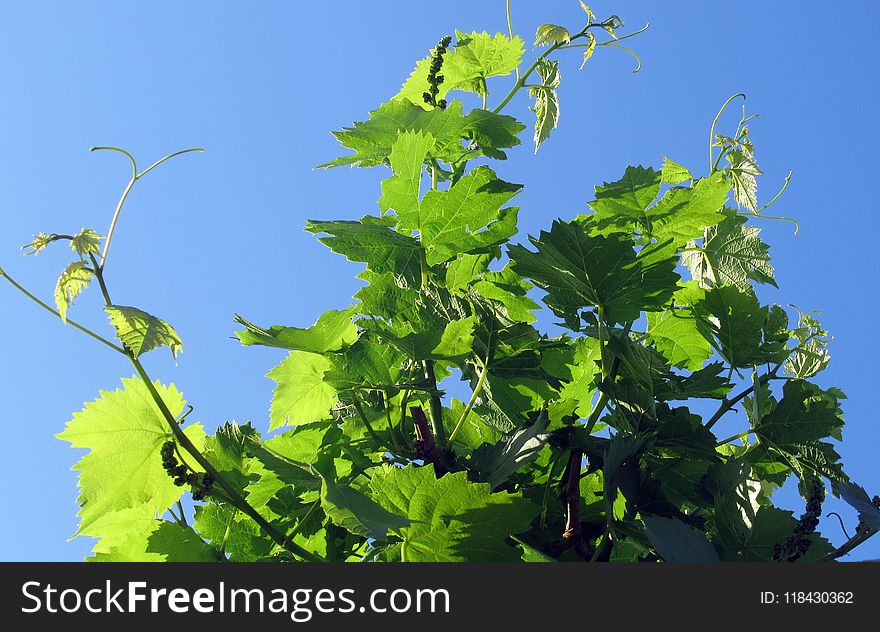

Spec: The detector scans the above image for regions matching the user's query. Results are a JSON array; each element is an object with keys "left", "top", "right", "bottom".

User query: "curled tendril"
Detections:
[{"left": 826, "top": 512, "right": 852, "bottom": 540}]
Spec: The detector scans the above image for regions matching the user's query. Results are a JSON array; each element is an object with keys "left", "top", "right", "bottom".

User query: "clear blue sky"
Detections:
[{"left": 1, "top": 1, "right": 877, "bottom": 561}]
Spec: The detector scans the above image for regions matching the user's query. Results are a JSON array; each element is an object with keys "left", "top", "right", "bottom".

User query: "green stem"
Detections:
[
  {"left": 708, "top": 94, "right": 746, "bottom": 173},
  {"left": 350, "top": 391, "right": 394, "bottom": 453},
  {"left": 0, "top": 267, "right": 126, "bottom": 354},
  {"left": 818, "top": 527, "right": 878, "bottom": 562},
  {"left": 176, "top": 499, "right": 188, "bottom": 527},
  {"left": 492, "top": 44, "right": 560, "bottom": 114},
  {"left": 92, "top": 146, "right": 203, "bottom": 270},
  {"left": 447, "top": 355, "right": 489, "bottom": 447},
  {"left": 715, "top": 429, "right": 756, "bottom": 447},
  {"left": 705, "top": 366, "right": 778, "bottom": 430},
  {"left": 383, "top": 390, "right": 402, "bottom": 450},
  {"left": 423, "top": 360, "right": 447, "bottom": 446},
  {"left": 506, "top": 0, "right": 519, "bottom": 80},
  {"left": 127, "top": 353, "right": 321, "bottom": 562}
]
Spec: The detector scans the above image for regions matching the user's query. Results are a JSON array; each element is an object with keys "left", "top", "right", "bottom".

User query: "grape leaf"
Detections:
[
  {"left": 70, "top": 228, "right": 102, "bottom": 260},
  {"left": 378, "top": 130, "right": 433, "bottom": 221},
  {"left": 375, "top": 317, "right": 475, "bottom": 360},
  {"left": 370, "top": 465, "right": 539, "bottom": 561},
  {"left": 508, "top": 218, "right": 679, "bottom": 327},
  {"left": 645, "top": 308, "right": 713, "bottom": 371},
  {"left": 417, "top": 166, "right": 522, "bottom": 265},
  {"left": 203, "top": 421, "right": 257, "bottom": 495},
  {"left": 321, "top": 478, "right": 408, "bottom": 541},
  {"left": 754, "top": 380, "right": 844, "bottom": 447},
  {"left": 471, "top": 414, "right": 550, "bottom": 490},
  {"left": 84, "top": 507, "right": 217, "bottom": 562},
  {"left": 725, "top": 146, "right": 761, "bottom": 212},
  {"left": 56, "top": 377, "right": 205, "bottom": 535},
  {"left": 305, "top": 216, "right": 423, "bottom": 287},
  {"left": 590, "top": 165, "right": 661, "bottom": 223},
  {"left": 194, "top": 504, "right": 273, "bottom": 561},
  {"left": 105, "top": 305, "right": 183, "bottom": 359},
  {"left": 320, "top": 99, "right": 522, "bottom": 168},
  {"left": 530, "top": 59, "right": 560, "bottom": 152},
  {"left": 834, "top": 482, "right": 880, "bottom": 531},
  {"left": 683, "top": 214, "right": 776, "bottom": 290},
  {"left": 534, "top": 24, "right": 570, "bottom": 47},
  {"left": 267, "top": 351, "right": 338, "bottom": 430},
  {"left": 235, "top": 308, "right": 358, "bottom": 353},
  {"left": 660, "top": 157, "right": 692, "bottom": 184},
  {"left": 55, "top": 261, "right": 94, "bottom": 322},
  {"left": 643, "top": 515, "right": 720, "bottom": 562}
]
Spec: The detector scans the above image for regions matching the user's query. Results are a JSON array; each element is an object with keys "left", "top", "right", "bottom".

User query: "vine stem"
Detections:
[
  {"left": 127, "top": 352, "right": 321, "bottom": 562},
  {"left": 708, "top": 94, "right": 745, "bottom": 173},
  {"left": 705, "top": 365, "right": 779, "bottom": 430},
  {"left": 818, "top": 527, "right": 879, "bottom": 562},
  {"left": 0, "top": 267, "right": 126, "bottom": 354},
  {"left": 446, "top": 323, "right": 493, "bottom": 447},
  {"left": 91, "top": 146, "right": 203, "bottom": 270},
  {"left": 492, "top": 19, "right": 623, "bottom": 115},
  {"left": 350, "top": 390, "right": 395, "bottom": 453},
  {"left": 89, "top": 261, "right": 321, "bottom": 562}
]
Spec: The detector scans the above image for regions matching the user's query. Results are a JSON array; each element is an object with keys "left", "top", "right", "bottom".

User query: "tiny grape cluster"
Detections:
[
  {"left": 160, "top": 441, "right": 214, "bottom": 501},
  {"left": 772, "top": 477, "right": 825, "bottom": 562},
  {"left": 854, "top": 495, "right": 880, "bottom": 536},
  {"left": 422, "top": 35, "right": 452, "bottom": 110}
]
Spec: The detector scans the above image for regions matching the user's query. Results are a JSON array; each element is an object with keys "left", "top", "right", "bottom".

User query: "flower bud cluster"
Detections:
[
  {"left": 160, "top": 440, "right": 214, "bottom": 501},
  {"left": 423, "top": 35, "right": 452, "bottom": 110}
]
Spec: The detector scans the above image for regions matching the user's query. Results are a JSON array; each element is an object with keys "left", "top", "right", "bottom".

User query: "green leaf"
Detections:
[
  {"left": 84, "top": 507, "right": 217, "bottom": 562},
  {"left": 417, "top": 166, "right": 522, "bottom": 265},
  {"left": 508, "top": 218, "right": 679, "bottom": 327},
  {"left": 530, "top": 59, "right": 561, "bottom": 152},
  {"left": 534, "top": 24, "right": 570, "bottom": 47},
  {"left": 194, "top": 504, "right": 273, "bottom": 561},
  {"left": 649, "top": 173, "right": 730, "bottom": 250},
  {"left": 235, "top": 308, "right": 358, "bottom": 353},
  {"left": 755, "top": 380, "right": 844, "bottom": 447},
  {"left": 645, "top": 308, "right": 713, "bottom": 371},
  {"left": 305, "top": 216, "right": 423, "bottom": 287},
  {"left": 446, "top": 253, "right": 491, "bottom": 292},
  {"left": 70, "top": 228, "right": 102, "bottom": 260},
  {"left": 267, "top": 351, "right": 338, "bottom": 430},
  {"left": 643, "top": 515, "right": 720, "bottom": 562},
  {"left": 689, "top": 286, "right": 778, "bottom": 368},
  {"left": 56, "top": 377, "right": 205, "bottom": 535},
  {"left": 835, "top": 482, "right": 880, "bottom": 531},
  {"left": 660, "top": 157, "right": 692, "bottom": 184},
  {"left": 683, "top": 214, "right": 776, "bottom": 290},
  {"left": 321, "top": 99, "right": 524, "bottom": 168},
  {"left": 321, "top": 478, "right": 408, "bottom": 540},
  {"left": 105, "top": 305, "right": 183, "bottom": 359},
  {"left": 725, "top": 146, "right": 761, "bottom": 212},
  {"left": 55, "top": 261, "right": 94, "bottom": 322},
  {"left": 472, "top": 414, "right": 550, "bottom": 490},
  {"left": 578, "top": 33, "right": 596, "bottom": 69},
  {"left": 396, "top": 31, "right": 525, "bottom": 106},
  {"left": 589, "top": 165, "right": 661, "bottom": 224},
  {"left": 203, "top": 421, "right": 258, "bottom": 495},
  {"left": 378, "top": 130, "right": 433, "bottom": 221},
  {"left": 737, "top": 506, "right": 833, "bottom": 562},
  {"left": 472, "top": 265, "right": 539, "bottom": 323},
  {"left": 376, "top": 317, "right": 475, "bottom": 360},
  {"left": 513, "top": 536, "right": 556, "bottom": 562},
  {"left": 370, "top": 465, "right": 539, "bottom": 561}
]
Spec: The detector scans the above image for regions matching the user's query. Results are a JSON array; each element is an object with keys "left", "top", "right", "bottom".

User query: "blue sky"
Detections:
[{"left": 0, "top": 1, "right": 877, "bottom": 561}]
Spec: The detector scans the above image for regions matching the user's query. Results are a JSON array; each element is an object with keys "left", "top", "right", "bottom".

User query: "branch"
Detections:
[
  {"left": 562, "top": 449, "right": 592, "bottom": 560},
  {"left": 410, "top": 406, "right": 448, "bottom": 476},
  {"left": 705, "top": 366, "right": 779, "bottom": 430}
]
